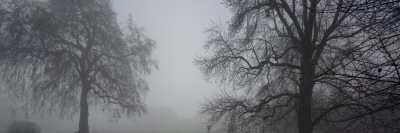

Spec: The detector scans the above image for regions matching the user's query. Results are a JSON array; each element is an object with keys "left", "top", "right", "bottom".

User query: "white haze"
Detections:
[{"left": 0, "top": 0, "right": 231, "bottom": 133}]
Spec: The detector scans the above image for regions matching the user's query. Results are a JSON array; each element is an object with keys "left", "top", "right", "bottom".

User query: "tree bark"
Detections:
[
  {"left": 78, "top": 81, "right": 90, "bottom": 133},
  {"left": 298, "top": 45, "right": 315, "bottom": 133}
]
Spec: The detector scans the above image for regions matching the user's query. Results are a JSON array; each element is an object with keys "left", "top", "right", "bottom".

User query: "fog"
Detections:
[
  {"left": 3, "top": 0, "right": 400, "bottom": 133},
  {"left": 112, "top": 0, "right": 231, "bottom": 119},
  {"left": 0, "top": 0, "right": 230, "bottom": 133}
]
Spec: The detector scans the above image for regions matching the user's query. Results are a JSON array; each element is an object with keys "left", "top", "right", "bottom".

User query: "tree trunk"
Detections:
[
  {"left": 298, "top": 79, "right": 314, "bottom": 133},
  {"left": 298, "top": 47, "right": 315, "bottom": 133},
  {"left": 78, "top": 81, "right": 90, "bottom": 133}
]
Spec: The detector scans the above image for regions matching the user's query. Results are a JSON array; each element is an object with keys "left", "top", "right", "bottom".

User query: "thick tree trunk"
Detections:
[
  {"left": 298, "top": 77, "right": 314, "bottom": 133},
  {"left": 298, "top": 47, "right": 315, "bottom": 133},
  {"left": 78, "top": 82, "right": 90, "bottom": 133}
]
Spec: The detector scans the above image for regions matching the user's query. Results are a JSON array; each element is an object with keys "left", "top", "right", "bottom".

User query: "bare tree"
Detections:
[
  {"left": 0, "top": 0, "right": 157, "bottom": 133},
  {"left": 0, "top": 0, "right": 8, "bottom": 49},
  {"left": 196, "top": 0, "right": 400, "bottom": 133}
]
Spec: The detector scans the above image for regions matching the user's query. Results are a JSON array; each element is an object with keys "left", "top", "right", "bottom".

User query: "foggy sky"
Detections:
[
  {"left": 1, "top": 0, "right": 232, "bottom": 133},
  {"left": 111, "top": 0, "right": 231, "bottom": 119}
]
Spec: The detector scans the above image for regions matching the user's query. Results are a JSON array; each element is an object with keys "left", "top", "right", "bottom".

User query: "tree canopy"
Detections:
[
  {"left": 196, "top": 0, "right": 400, "bottom": 133},
  {"left": 0, "top": 0, "right": 157, "bottom": 133}
]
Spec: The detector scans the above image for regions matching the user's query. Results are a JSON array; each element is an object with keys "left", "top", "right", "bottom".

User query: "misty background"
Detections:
[{"left": 0, "top": 0, "right": 230, "bottom": 133}]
